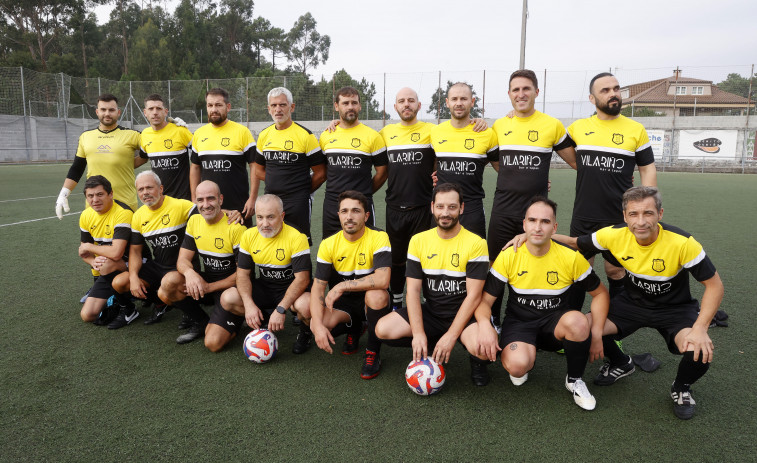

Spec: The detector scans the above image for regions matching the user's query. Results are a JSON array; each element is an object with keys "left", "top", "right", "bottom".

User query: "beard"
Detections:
[
  {"left": 434, "top": 214, "right": 460, "bottom": 231},
  {"left": 597, "top": 96, "right": 622, "bottom": 116},
  {"left": 209, "top": 112, "right": 228, "bottom": 124},
  {"left": 259, "top": 224, "right": 282, "bottom": 238}
]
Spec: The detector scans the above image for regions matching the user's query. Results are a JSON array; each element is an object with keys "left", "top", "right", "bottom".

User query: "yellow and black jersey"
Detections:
[
  {"left": 486, "top": 241, "right": 600, "bottom": 320},
  {"left": 430, "top": 122, "right": 498, "bottom": 203},
  {"left": 380, "top": 121, "right": 436, "bottom": 208},
  {"left": 315, "top": 227, "right": 391, "bottom": 306},
  {"left": 319, "top": 123, "right": 387, "bottom": 198},
  {"left": 492, "top": 112, "right": 575, "bottom": 217},
  {"left": 74, "top": 126, "right": 141, "bottom": 210},
  {"left": 79, "top": 199, "right": 133, "bottom": 276},
  {"left": 577, "top": 222, "right": 716, "bottom": 308},
  {"left": 190, "top": 120, "right": 256, "bottom": 212},
  {"left": 139, "top": 123, "right": 193, "bottom": 200},
  {"left": 255, "top": 122, "right": 325, "bottom": 199},
  {"left": 238, "top": 223, "right": 311, "bottom": 296},
  {"left": 182, "top": 214, "right": 246, "bottom": 282},
  {"left": 568, "top": 115, "right": 655, "bottom": 222},
  {"left": 406, "top": 226, "right": 489, "bottom": 318},
  {"left": 131, "top": 196, "right": 197, "bottom": 269}
]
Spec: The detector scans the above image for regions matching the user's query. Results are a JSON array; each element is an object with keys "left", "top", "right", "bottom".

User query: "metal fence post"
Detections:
[
  {"left": 168, "top": 80, "right": 171, "bottom": 117},
  {"left": 62, "top": 72, "right": 69, "bottom": 162},
  {"left": 382, "top": 72, "right": 386, "bottom": 126},
  {"left": 436, "top": 70, "right": 441, "bottom": 124},
  {"left": 20, "top": 67, "right": 26, "bottom": 117},
  {"left": 542, "top": 69, "right": 546, "bottom": 113},
  {"left": 482, "top": 69, "right": 486, "bottom": 118}
]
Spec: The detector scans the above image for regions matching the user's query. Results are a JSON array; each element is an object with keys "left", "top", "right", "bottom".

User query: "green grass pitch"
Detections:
[{"left": 1, "top": 164, "right": 755, "bottom": 462}]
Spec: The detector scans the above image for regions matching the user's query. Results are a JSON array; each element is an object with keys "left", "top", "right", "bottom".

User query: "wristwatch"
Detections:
[{"left": 275, "top": 305, "right": 286, "bottom": 314}]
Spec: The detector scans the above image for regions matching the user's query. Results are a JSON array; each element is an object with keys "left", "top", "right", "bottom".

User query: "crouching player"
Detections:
[{"left": 473, "top": 197, "right": 609, "bottom": 410}]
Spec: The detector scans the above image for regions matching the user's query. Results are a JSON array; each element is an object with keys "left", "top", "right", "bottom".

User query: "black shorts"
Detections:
[
  {"left": 499, "top": 310, "right": 569, "bottom": 351},
  {"left": 281, "top": 193, "right": 313, "bottom": 244},
  {"left": 386, "top": 204, "right": 434, "bottom": 266},
  {"left": 90, "top": 271, "right": 120, "bottom": 299},
  {"left": 136, "top": 261, "right": 174, "bottom": 302},
  {"left": 608, "top": 293, "right": 699, "bottom": 355},
  {"left": 460, "top": 199, "right": 486, "bottom": 239},
  {"left": 332, "top": 299, "right": 366, "bottom": 328},
  {"left": 394, "top": 304, "right": 475, "bottom": 347},
  {"left": 487, "top": 212, "right": 523, "bottom": 261},
  {"left": 322, "top": 194, "right": 376, "bottom": 239},
  {"left": 570, "top": 217, "right": 621, "bottom": 260}
]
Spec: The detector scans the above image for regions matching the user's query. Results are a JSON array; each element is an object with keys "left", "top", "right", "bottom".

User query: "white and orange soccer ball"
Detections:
[
  {"left": 405, "top": 358, "right": 446, "bottom": 396},
  {"left": 243, "top": 329, "right": 278, "bottom": 363}
]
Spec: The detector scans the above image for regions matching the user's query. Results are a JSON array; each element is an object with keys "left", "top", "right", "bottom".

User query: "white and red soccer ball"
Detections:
[
  {"left": 405, "top": 358, "right": 446, "bottom": 396},
  {"left": 243, "top": 329, "right": 278, "bottom": 363}
]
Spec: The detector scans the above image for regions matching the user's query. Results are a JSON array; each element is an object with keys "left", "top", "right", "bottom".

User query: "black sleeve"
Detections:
[{"left": 67, "top": 157, "right": 87, "bottom": 182}]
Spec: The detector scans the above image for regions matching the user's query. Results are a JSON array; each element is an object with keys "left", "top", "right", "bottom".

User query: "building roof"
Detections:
[{"left": 622, "top": 74, "right": 752, "bottom": 106}]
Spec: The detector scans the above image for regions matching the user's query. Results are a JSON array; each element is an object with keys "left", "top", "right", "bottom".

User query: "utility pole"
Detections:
[{"left": 519, "top": 0, "right": 528, "bottom": 69}]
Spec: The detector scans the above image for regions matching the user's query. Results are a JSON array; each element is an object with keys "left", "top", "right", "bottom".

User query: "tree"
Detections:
[
  {"left": 427, "top": 81, "right": 482, "bottom": 119},
  {"left": 286, "top": 12, "right": 330, "bottom": 76},
  {"left": 129, "top": 18, "right": 173, "bottom": 80},
  {"left": 621, "top": 105, "right": 660, "bottom": 117},
  {"left": 717, "top": 73, "right": 756, "bottom": 100}
]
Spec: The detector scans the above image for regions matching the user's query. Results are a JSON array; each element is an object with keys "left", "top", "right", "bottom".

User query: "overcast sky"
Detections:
[{"left": 97, "top": 0, "right": 757, "bottom": 118}]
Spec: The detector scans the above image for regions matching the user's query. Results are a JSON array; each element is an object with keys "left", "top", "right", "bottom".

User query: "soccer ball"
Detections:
[
  {"left": 405, "top": 358, "right": 446, "bottom": 396},
  {"left": 243, "top": 329, "right": 278, "bottom": 363}
]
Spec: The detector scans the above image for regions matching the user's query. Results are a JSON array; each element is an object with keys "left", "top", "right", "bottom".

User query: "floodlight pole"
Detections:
[{"left": 519, "top": 0, "right": 528, "bottom": 70}]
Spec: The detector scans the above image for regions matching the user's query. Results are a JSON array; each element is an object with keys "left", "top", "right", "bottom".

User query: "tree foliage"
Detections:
[
  {"left": 717, "top": 73, "right": 756, "bottom": 100},
  {"left": 285, "top": 13, "right": 330, "bottom": 76}
]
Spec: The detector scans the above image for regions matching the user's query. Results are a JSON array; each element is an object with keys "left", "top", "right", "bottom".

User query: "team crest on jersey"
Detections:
[
  {"left": 276, "top": 249, "right": 285, "bottom": 261},
  {"left": 215, "top": 238, "right": 224, "bottom": 249},
  {"left": 161, "top": 214, "right": 170, "bottom": 225},
  {"left": 547, "top": 271, "right": 559, "bottom": 285},
  {"left": 358, "top": 253, "right": 366, "bottom": 265},
  {"left": 528, "top": 130, "right": 539, "bottom": 143},
  {"left": 411, "top": 133, "right": 421, "bottom": 142},
  {"left": 284, "top": 140, "right": 293, "bottom": 150},
  {"left": 105, "top": 224, "right": 112, "bottom": 236},
  {"left": 164, "top": 139, "right": 173, "bottom": 149},
  {"left": 612, "top": 133, "right": 624, "bottom": 145},
  {"left": 652, "top": 259, "right": 665, "bottom": 272},
  {"left": 464, "top": 139, "right": 475, "bottom": 150},
  {"left": 351, "top": 138, "right": 361, "bottom": 148},
  {"left": 451, "top": 253, "right": 460, "bottom": 267},
  {"left": 221, "top": 137, "right": 230, "bottom": 147}
]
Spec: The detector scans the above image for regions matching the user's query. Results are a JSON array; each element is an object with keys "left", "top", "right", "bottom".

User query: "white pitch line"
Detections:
[
  {"left": 0, "top": 193, "right": 83, "bottom": 203},
  {"left": 0, "top": 211, "right": 82, "bottom": 227}
]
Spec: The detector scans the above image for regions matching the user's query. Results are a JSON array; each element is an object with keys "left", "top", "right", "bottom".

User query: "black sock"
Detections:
[
  {"left": 564, "top": 337, "right": 591, "bottom": 380},
  {"left": 608, "top": 276, "right": 626, "bottom": 299},
  {"left": 174, "top": 298, "right": 209, "bottom": 325},
  {"left": 330, "top": 322, "right": 349, "bottom": 338},
  {"left": 113, "top": 291, "right": 132, "bottom": 307},
  {"left": 603, "top": 335, "right": 630, "bottom": 365},
  {"left": 365, "top": 303, "right": 391, "bottom": 354},
  {"left": 673, "top": 351, "right": 710, "bottom": 391},
  {"left": 390, "top": 264, "right": 406, "bottom": 306},
  {"left": 299, "top": 323, "right": 312, "bottom": 335}
]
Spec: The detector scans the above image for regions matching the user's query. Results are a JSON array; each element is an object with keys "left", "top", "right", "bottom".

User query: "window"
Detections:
[
  {"left": 692, "top": 86, "right": 704, "bottom": 95},
  {"left": 621, "top": 89, "right": 629, "bottom": 99},
  {"left": 676, "top": 86, "right": 687, "bottom": 95}
]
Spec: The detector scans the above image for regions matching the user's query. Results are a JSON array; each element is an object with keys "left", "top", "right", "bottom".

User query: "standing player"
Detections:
[
  {"left": 310, "top": 191, "right": 391, "bottom": 379},
  {"left": 568, "top": 73, "right": 657, "bottom": 302},
  {"left": 472, "top": 197, "right": 609, "bottom": 410},
  {"left": 253, "top": 87, "right": 326, "bottom": 242},
  {"left": 430, "top": 83, "right": 498, "bottom": 238},
  {"left": 56, "top": 94, "right": 142, "bottom": 216},
  {"left": 190, "top": 88, "right": 258, "bottom": 224},
  {"left": 319, "top": 86, "right": 387, "bottom": 238},
  {"left": 139, "top": 94, "right": 193, "bottom": 200},
  {"left": 77, "top": 175, "right": 135, "bottom": 328},
  {"left": 216, "top": 195, "right": 313, "bottom": 353},
  {"left": 157, "top": 181, "right": 246, "bottom": 351},
  {"left": 375, "top": 184, "right": 490, "bottom": 383}
]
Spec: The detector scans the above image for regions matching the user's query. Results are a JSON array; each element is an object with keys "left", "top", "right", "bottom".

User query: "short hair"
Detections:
[
  {"left": 525, "top": 195, "right": 557, "bottom": 218},
  {"left": 432, "top": 183, "right": 463, "bottom": 204},
  {"left": 255, "top": 194, "right": 284, "bottom": 213},
  {"left": 206, "top": 87, "right": 230, "bottom": 104},
  {"left": 509, "top": 69, "right": 538, "bottom": 89},
  {"left": 135, "top": 170, "right": 162, "bottom": 187},
  {"left": 622, "top": 186, "right": 662, "bottom": 212},
  {"left": 337, "top": 190, "right": 369, "bottom": 212},
  {"left": 447, "top": 82, "right": 473, "bottom": 98},
  {"left": 268, "top": 87, "right": 293, "bottom": 105},
  {"left": 84, "top": 175, "right": 112, "bottom": 194},
  {"left": 589, "top": 72, "right": 614, "bottom": 94},
  {"left": 335, "top": 86, "right": 360, "bottom": 104},
  {"left": 144, "top": 94, "right": 164, "bottom": 106},
  {"left": 97, "top": 94, "right": 118, "bottom": 105}
]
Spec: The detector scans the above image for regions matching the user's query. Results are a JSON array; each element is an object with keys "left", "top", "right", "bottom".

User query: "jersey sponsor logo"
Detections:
[
  {"left": 501, "top": 153, "right": 542, "bottom": 168},
  {"left": 351, "top": 138, "right": 361, "bottom": 148},
  {"left": 388, "top": 150, "right": 424, "bottom": 164},
  {"left": 621, "top": 256, "right": 634, "bottom": 261},
  {"left": 284, "top": 140, "right": 294, "bottom": 150},
  {"left": 259, "top": 266, "right": 294, "bottom": 280},
  {"left": 221, "top": 137, "right": 231, "bottom": 147},
  {"left": 252, "top": 249, "right": 261, "bottom": 254},
  {"left": 276, "top": 248, "right": 285, "bottom": 261},
  {"left": 327, "top": 139, "right": 337, "bottom": 144},
  {"left": 358, "top": 253, "right": 366, "bottom": 265},
  {"left": 528, "top": 130, "right": 539, "bottom": 143},
  {"left": 410, "top": 133, "right": 421, "bottom": 142},
  {"left": 142, "top": 220, "right": 150, "bottom": 226},
  {"left": 337, "top": 256, "right": 347, "bottom": 262},
  {"left": 147, "top": 233, "right": 180, "bottom": 248},
  {"left": 328, "top": 155, "right": 363, "bottom": 167},
  {"left": 612, "top": 133, "right": 624, "bottom": 145},
  {"left": 580, "top": 154, "right": 625, "bottom": 171},
  {"left": 164, "top": 139, "right": 173, "bottom": 149},
  {"left": 427, "top": 253, "right": 438, "bottom": 259},
  {"left": 464, "top": 139, "right": 475, "bottom": 150},
  {"left": 214, "top": 238, "right": 224, "bottom": 249},
  {"left": 389, "top": 135, "right": 398, "bottom": 139},
  {"left": 517, "top": 296, "right": 562, "bottom": 310},
  {"left": 629, "top": 274, "right": 672, "bottom": 295},
  {"left": 584, "top": 131, "right": 594, "bottom": 136},
  {"left": 652, "top": 259, "right": 665, "bottom": 272},
  {"left": 517, "top": 270, "right": 528, "bottom": 276},
  {"left": 146, "top": 141, "right": 153, "bottom": 147},
  {"left": 203, "top": 255, "right": 232, "bottom": 269},
  {"left": 502, "top": 131, "right": 512, "bottom": 136},
  {"left": 151, "top": 157, "right": 180, "bottom": 168},
  {"left": 451, "top": 253, "right": 459, "bottom": 267},
  {"left": 96, "top": 144, "right": 112, "bottom": 153},
  {"left": 161, "top": 213, "right": 170, "bottom": 225},
  {"left": 547, "top": 271, "right": 558, "bottom": 285},
  {"left": 202, "top": 159, "right": 232, "bottom": 170},
  {"left": 265, "top": 141, "right": 273, "bottom": 147},
  {"left": 201, "top": 138, "right": 209, "bottom": 142},
  {"left": 437, "top": 159, "right": 478, "bottom": 173},
  {"left": 437, "top": 139, "right": 448, "bottom": 144},
  {"left": 427, "top": 278, "right": 464, "bottom": 294},
  {"left": 265, "top": 151, "right": 299, "bottom": 162}
]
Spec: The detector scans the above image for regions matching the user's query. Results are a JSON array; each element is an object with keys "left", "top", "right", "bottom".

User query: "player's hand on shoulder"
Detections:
[
  {"left": 502, "top": 233, "right": 527, "bottom": 252},
  {"left": 471, "top": 118, "right": 488, "bottom": 132},
  {"left": 224, "top": 209, "right": 243, "bottom": 224},
  {"left": 325, "top": 119, "right": 340, "bottom": 133},
  {"left": 167, "top": 116, "right": 187, "bottom": 128},
  {"left": 506, "top": 110, "right": 515, "bottom": 119}
]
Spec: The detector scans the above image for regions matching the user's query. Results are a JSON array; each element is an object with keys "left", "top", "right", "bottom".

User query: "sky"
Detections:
[{"left": 97, "top": 0, "right": 757, "bottom": 118}]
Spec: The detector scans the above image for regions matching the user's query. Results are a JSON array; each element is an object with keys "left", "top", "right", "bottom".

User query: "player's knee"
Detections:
[
  {"left": 220, "top": 288, "right": 240, "bottom": 310},
  {"left": 80, "top": 307, "right": 97, "bottom": 322},
  {"left": 563, "top": 312, "right": 590, "bottom": 340},
  {"left": 374, "top": 318, "right": 393, "bottom": 340},
  {"left": 365, "top": 289, "right": 389, "bottom": 310},
  {"left": 204, "top": 333, "right": 227, "bottom": 353},
  {"left": 292, "top": 297, "right": 311, "bottom": 321},
  {"left": 111, "top": 273, "right": 129, "bottom": 293},
  {"left": 502, "top": 352, "right": 532, "bottom": 377}
]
